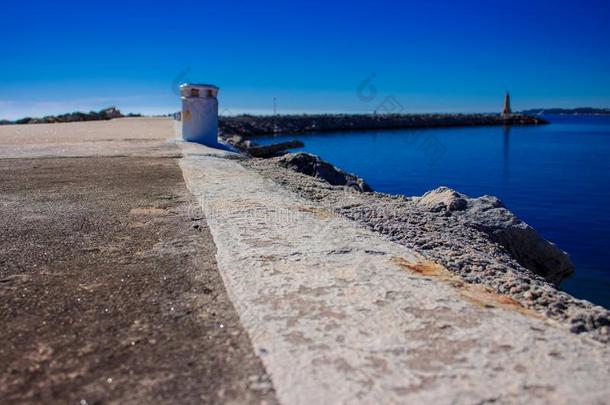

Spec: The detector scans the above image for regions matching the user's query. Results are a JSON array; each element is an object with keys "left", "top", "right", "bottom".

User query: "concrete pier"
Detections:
[
  {"left": 1, "top": 117, "right": 609, "bottom": 404},
  {"left": 180, "top": 141, "right": 610, "bottom": 404}
]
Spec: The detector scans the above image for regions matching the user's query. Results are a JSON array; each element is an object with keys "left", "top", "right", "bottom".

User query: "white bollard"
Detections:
[{"left": 180, "top": 83, "right": 219, "bottom": 146}]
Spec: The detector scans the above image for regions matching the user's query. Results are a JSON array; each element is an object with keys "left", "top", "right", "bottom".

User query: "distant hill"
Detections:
[
  {"left": 0, "top": 107, "right": 141, "bottom": 125},
  {"left": 520, "top": 107, "right": 610, "bottom": 116}
]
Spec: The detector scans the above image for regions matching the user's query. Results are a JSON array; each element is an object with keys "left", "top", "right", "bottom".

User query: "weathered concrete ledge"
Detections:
[
  {"left": 244, "top": 154, "right": 610, "bottom": 344},
  {"left": 219, "top": 113, "right": 547, "bottom": 138},
  {"left": 180, "top": 142, "right": 610, "bottom": 404}
]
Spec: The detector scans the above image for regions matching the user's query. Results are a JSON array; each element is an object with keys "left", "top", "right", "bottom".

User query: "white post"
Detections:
[{"left": 180, "top": 83, "right": 219, "bottom": 146}]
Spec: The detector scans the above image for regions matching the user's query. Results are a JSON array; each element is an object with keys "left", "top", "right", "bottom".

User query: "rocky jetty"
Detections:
[
  {"left": 219, "top": 113, "right": 547, "bottom": 137},
  {"left": 242, "top": 155, "right": 610, "bottom": 343},
  {"left": 521, "top": 107, "right": 610, "bottom": 115}
]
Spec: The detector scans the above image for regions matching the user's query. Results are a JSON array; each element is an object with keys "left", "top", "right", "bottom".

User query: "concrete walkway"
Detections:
[
  {"left": 180, "top": 142, "right": 610, "bottom": 404},
  {"left": 0, "top": 119, "right": 276, "bottom": 404}
]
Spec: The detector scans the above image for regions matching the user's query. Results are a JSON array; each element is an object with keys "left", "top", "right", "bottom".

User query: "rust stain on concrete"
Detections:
[
  {"left": 392, "top": 256, "right": 535, "bottom": 316},
  {"left": 392, "top": 257, "right": 453, "bottom": 279},
  {"left": 297, "top": 205, "right": 335, "bottom": 219},
  {"left": 459, "top": 284, "right": 536, "bottom": 317}
]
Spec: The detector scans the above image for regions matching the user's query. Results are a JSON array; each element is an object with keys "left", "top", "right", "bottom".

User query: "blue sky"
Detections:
[{"left": 1, "top": 0, "right": 609, "bottom": 119}]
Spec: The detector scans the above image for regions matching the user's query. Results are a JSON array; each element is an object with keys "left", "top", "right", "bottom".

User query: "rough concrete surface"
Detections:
[
  {"left": 244, "top": 156, "right": 610, "bottom": 344},
  {"left": 2, "top": 118, "right": 610, "bottom": 405},
  {"left": 0, "top": 119, "right": 276, "bottom": 404},
  {"left": 181, "top": 143, "right": 610, "bottom": 405}
]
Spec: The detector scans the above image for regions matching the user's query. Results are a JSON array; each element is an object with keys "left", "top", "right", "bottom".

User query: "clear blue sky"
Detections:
[{"left": 1, "top": 0, "right": 609, "bottom": 119}]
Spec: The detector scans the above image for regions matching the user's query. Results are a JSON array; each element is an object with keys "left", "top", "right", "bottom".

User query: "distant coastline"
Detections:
[
  {"left": 520, "top": 107, "right": 610, "bottom": 116},
  {"left": 0, "top": 107, "right": 141, "bottom": 125}
]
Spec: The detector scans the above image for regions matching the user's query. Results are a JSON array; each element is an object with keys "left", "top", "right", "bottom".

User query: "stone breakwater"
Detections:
[
  {"left": 219, "top": 113, "right": 547, "bottom": 137},
  {"left": 242, "top": 153, "right": 610, "bottom": 344}
]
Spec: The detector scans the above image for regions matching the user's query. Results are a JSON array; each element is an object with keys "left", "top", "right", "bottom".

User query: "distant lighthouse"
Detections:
[{"left": 502, "top": 92, "right": 512, "bottom": 118}]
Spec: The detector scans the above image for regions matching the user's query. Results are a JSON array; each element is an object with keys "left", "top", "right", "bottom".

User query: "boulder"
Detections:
[
  {"left": 223, "top": 135, "right": 251, "bottom": 150},
  {"left": 247, "top": 141, "right": 304, "bottom": 158},
  {"left": 277, "top": 152, "right": 372, "bottom": 192},
  {"left": 222, "top": 135, "right": 301, "bottom": 158},
  {"left": 416, "top": 187, "right": 468, "bottom": 212},
  {"left": 415, "top": 187, "right": 574, "bottom": 284}
]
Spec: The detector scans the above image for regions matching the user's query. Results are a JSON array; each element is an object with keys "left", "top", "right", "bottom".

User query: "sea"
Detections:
[{"left": 256, "top": 115, "right": 610, "bottom": 308}]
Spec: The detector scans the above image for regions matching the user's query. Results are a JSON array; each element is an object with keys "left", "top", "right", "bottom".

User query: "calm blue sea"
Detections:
[{"left": 257, "top": 116, "right": 610, "bottom": 308}]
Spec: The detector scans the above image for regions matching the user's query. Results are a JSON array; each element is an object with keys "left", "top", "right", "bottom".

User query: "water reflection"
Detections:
[{"left": 503, "top": 125, "right": 511, "bottom": 181}]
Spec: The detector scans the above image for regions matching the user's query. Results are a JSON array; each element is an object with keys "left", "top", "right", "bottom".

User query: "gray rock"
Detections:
[
  {"left": 277, "top": 152, "right": 372, "bottom": 192},
  {"left": 415, "top": 187, "right": 574, "bottom": 284},
  {"left": 415, "top": 187, "right": 468, "bottom": 212},
  {"left": 247, "top": 141, "right": 304, "bottom": 158},
  {"left": 221, "top": 135, "right": 302, "bottom": 158}
]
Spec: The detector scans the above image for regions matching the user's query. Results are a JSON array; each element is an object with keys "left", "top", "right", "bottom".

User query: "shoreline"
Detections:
[{"left": 241, "top": 153, "right": 610, "bottom": 343}]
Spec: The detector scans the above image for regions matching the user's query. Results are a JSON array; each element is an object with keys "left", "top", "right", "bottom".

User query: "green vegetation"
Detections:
[{"left": 0, "top": 107, "right": 142, "bottom": 125}]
